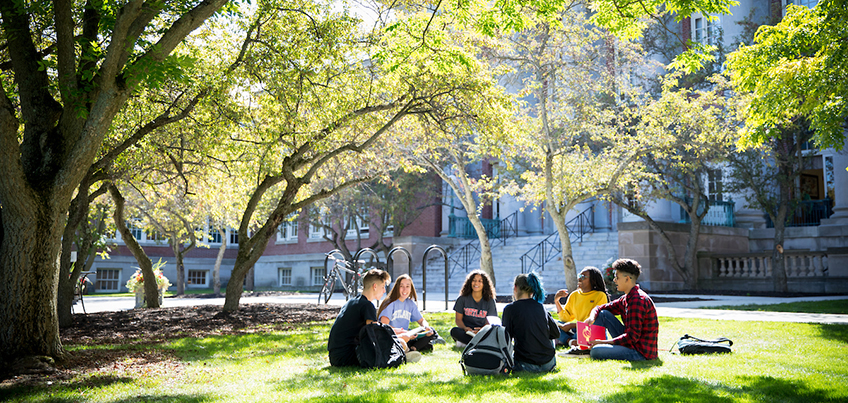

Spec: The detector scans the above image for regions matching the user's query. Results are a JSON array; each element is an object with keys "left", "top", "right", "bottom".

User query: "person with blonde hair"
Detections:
[
  {"left": 377, "top": 274, "right": 444, "bottom": 352},
  {"left": 450, "top": 270, "right": 498, "bottom": 348}
]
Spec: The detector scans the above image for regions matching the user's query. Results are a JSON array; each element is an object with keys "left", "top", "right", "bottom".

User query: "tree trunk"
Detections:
[
  {"left": 223, "top": 225, "right": 275, "bottom": 312},
  {"left": 466, "top": 214, "right": 496, "bottom": 286},
  {"left": 0, "top": 205, "right": 66, "bottom": 362},
  {"left": 772, "top": 205, "right": 789, "bottom": 292},
  {"left": 550, "top": 210, "right": 579, "bottom": 292},
  {"left": 109, "top": 185, "right": 159, "bottom": 308},
  {"left": 213, "top": 230, "right": 227, "bottom": 294}
]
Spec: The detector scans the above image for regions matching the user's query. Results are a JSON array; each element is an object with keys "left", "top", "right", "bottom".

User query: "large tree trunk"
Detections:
[
  {"left": 109, "top": 185, "right": 160, "bottom": 308},
  {"left": 0, "top": 202, "right": 66, "bottom": 362}
]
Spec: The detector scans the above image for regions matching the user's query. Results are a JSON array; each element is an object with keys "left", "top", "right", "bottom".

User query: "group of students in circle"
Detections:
[{"left": 327, "top": 258, "right": 659, "bottom": 371}]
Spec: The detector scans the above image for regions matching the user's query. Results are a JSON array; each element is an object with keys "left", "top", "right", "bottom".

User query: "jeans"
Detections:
[
  {"left": 589, "top": 310, "right": 646, "bottom": 361},
  {"left": 557, "top": 328, "right": 576, "bottom": 345},
  {"left": 513, "top": 356, "right": 557, "bottom": 373}
]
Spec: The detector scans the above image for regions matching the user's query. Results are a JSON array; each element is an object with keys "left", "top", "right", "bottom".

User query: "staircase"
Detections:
[{"left": 412, "top": 231, "right": 619, "bottom": 298}]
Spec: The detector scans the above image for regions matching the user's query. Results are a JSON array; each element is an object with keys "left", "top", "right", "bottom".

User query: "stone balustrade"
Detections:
[{"left": 708, "top": 252, "right": 828, "bottom": 278}]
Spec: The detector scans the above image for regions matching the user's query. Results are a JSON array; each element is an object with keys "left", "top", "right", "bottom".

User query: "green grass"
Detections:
[
  {"left": 2, "top": 313, "right": 847, "bottom": 402},
  {"left": 711, "top": 299, "right": 848, "bottom": 314}
]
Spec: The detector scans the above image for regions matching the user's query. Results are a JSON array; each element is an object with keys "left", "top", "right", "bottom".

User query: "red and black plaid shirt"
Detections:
[{"left": 594, "top": 285, "right": 658, "bottom": 360}]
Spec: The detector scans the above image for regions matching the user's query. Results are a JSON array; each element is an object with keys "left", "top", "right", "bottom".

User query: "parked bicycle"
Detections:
[{"left": 318, "top": 257, "right": 363, "bottom": 304}]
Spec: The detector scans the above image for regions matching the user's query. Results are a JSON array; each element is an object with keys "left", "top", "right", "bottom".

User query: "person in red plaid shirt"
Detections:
[{"left": 585, "top": 259, "right": 658, "bottom": 361}]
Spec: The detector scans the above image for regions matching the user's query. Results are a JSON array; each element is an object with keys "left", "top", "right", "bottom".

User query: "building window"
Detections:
[
  {"left": 309, "top": 223, "right": 325, "bottom": 239},
  {"left": 279, "top": 268, "right": 292, "bottom": 286},
  {"left": 784, "top": 0, "right": 818, "bottom": 14},
  {"left": 208, "top": 228, "right": 222, "bottom": 244},
  {"left": 312, "top": 267, "right": 325, "bottom": 286},
  {"left": 229, "top": 230, "right": 239, "bottom": 245},
  {"left": 127, "top": 220, "right": 144, "bottom": 241},
  {"left": 96, "top": 268, "right": 120, "bottom": 292},
  {"left": 187, "top": 270, "right": 208, "bottom": 287},
  {"left": 707, "top": 169, "right": 724, "bottom": 202},
  {"left": 692, "top": 16, "right": 716, "bottom": 45},
  {"left": 346, "top": 213, "right": 370, "bottom": 238},
  {"left": 277, "top": 214, "right": 299, "bottom": 242}
]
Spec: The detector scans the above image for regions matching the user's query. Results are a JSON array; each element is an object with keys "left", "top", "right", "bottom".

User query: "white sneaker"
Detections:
[
  {"left": 405, "top": 351, "right": 422, "bottom": 363},
  {"left": 455, "top": 341, "right": 467, "bottom": 349}
]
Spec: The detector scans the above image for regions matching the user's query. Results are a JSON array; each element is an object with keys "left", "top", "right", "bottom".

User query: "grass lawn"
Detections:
[
  {"left": 2, "top": 312, "right": 846, "bottom": 402},
  {"left": 711, "top": 299, "right": 848, "bottom": 315}
]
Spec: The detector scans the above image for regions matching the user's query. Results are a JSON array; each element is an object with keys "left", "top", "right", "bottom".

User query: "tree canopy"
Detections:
[{"left": 726, "top": 0, "right": 848, "bottom": 151}]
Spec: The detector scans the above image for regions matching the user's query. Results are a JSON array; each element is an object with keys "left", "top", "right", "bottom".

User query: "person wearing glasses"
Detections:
[{"left": 552, "top": 266, "right": 609, "bottom": 348}]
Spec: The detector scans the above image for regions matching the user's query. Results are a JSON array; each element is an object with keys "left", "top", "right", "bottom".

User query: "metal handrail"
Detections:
[
  {"left": 447, "top": 240, "right": 481, "bottom": 278},
  {"left": 678, "top": 198, "right": 736, "bottom": 227},
  {"left": 497, "top": 211, "right": 519, "bottom": 246},
  {"left": 519, "top": 206, "right": 595, "bottom": 273},
  {"left": 765, "top": 198, "right": 833, "bottom": 228}
]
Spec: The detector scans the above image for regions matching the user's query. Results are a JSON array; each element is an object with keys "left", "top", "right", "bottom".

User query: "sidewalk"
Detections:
[{"left": 76, "top": 293, "right": 848, "bottom": 325}]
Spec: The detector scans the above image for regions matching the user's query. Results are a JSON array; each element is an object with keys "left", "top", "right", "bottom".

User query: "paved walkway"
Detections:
[{"left": 77, "top": 292, "right": 848, "bottom": 324}]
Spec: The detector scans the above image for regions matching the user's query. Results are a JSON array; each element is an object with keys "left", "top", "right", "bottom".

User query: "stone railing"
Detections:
[{"left": 706, "top": 251, "right": 828, "bottom": 278}]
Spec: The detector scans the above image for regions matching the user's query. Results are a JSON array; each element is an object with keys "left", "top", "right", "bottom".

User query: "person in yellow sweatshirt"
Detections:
[{"left": 553, "top": 266, "right": 609, "bottom": 347}]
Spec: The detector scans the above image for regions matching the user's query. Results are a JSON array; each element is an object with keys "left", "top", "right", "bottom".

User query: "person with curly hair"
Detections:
[
  {"left": 552, "top": 266, "right": 609, "bottom": 347},
  {"left": 450, "top": 270, "right": 497, "bottom": 347}
]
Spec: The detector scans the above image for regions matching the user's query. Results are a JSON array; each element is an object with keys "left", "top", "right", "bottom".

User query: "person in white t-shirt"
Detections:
[{"left": 377, "top": 274, "right": 444, "bottom": 352}]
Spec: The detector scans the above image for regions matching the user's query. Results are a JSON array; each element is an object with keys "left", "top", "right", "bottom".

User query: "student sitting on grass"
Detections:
[
  {"left": 327, "top": 269, "right": 394, "bottom": 367},
  {"left": 586, "top": 259, "right": 658, "bottom": 361},
  {"left": 553, "top": 266, "right": 609, "bottom": 347},
  {"left": 450, "top": 270, "right": 498, "bottom": 348},
  {"left": 503, "top": 272, "right": 560, "bottom": 373},
  {"left": 377, "top": 274, "right": 445, "bottom": 352}
]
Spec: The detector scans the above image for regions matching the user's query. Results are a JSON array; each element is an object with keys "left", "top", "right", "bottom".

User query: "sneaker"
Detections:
[
  {"left": 405, "top": 351, "right": 422, "bottom": 363},
  {"left": 566, "top": 347, "right": 590, "bottom": 355},
  {"left": 433, "top": 336, "right": 447, "bottom": 345},
  {"left": 454, "top": 341, "right": 467, "bottom": 349}
]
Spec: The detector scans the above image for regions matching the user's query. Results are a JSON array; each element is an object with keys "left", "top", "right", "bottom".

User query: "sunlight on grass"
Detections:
[
  {"left": 3, "top": 313, "right": 847, "bottom": 402},
  {"left": 710, "top": 299, "right": 848, "bottom": 314}
]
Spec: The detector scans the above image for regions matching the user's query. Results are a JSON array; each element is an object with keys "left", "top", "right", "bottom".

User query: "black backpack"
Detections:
[
  {"left": 356, "top": 323, "right": 407, "bottom": 368},
  {"left": 459, "top": 325, "right": 514, "bottom": 375},
  {"left": 671, "top": 334, "right": 733, "bottom": 355}
]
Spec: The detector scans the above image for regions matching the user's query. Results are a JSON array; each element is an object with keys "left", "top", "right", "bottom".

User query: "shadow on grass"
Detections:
[
  {"left": 623, "top": 358, "right": 663, "bottom": 370},
  {"left": 169, "top": 323, "right": 330, "bottom": 362},
  {"left": 107, "top": 394, "right": 215, "bottom": 403},
  {"left": 277, "top": 365, "right": 574, "bottom": 401},
  {"left": 601, "top": 374, "right": 840, "bottom": 403},
  {"left": 0, "top": 374, "right": 134, "bottom": 401},
  {"left": 815, "top": 324, "right": 848, "bottom": 344}
]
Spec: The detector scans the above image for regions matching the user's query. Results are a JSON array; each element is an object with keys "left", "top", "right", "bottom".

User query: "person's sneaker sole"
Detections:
[{"left": 406, "top": 351, "right": 422, "bottom": 363}]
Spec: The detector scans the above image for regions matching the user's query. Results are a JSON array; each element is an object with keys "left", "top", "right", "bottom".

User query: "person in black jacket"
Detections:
[{"left": 502, "top": 272, "right": 560, "bottom": 373}]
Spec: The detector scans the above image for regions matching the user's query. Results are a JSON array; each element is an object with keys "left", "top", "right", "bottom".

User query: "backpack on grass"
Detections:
[
  {"left": 671, "top": 334, "right": 733, "bottom": 355},
  {"left": 459, "top": 324, "right": 513, "bottom": 375},
  {"left": 356, "top": 323, "right": 406, "bottom": 368}
]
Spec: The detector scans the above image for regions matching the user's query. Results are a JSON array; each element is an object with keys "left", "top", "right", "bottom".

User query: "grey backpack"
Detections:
[{"left": 459, "top": 324, "right": 514, "bottom": 375}]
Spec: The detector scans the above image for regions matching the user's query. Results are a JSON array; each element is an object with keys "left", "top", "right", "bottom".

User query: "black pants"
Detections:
[
  {"left": 450, "top": 327, "right": 474, "bottom": 344},
  {"left": 408, "top": 332, "right": 438, "bottom": 352}
]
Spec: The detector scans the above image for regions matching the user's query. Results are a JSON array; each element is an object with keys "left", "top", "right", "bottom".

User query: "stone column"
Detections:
[{"left": 821, "top": 147, "right": 848, "bottom": 224}]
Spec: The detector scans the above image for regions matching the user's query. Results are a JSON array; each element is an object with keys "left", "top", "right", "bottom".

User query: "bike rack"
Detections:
[
  {"left": 353, "top": 247, "right": 380, "bottom": 271},
  {"left": 386, "top": 246, "right": 412, "bottom": 282},
  {"left": 324, "top": 249, "right": 346, "bottom": 279},
  {"left": 421, "top": 245, "right": 448, "bottom": 311}
]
